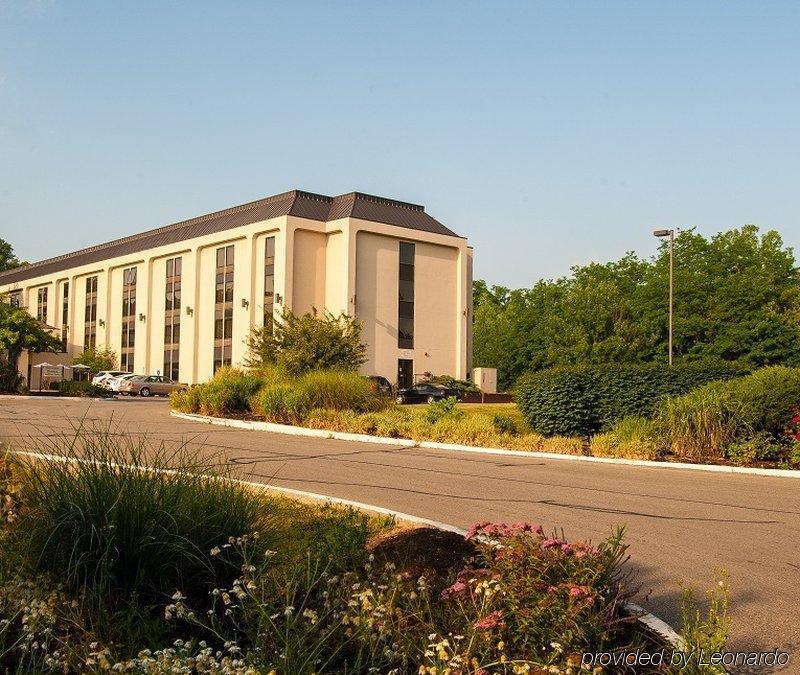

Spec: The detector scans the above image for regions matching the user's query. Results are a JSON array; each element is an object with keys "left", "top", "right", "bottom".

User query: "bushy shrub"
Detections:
[
  {"left": 72, "top": 346, "right": 117, "bottom": 374},
  {"left": 516, "top": 363, "right": 748, "bottom": 436},
  {"left": 424, "top": 396, "right": 463, "bottom": 424},
  {"left": 173, "top": 367, "right": 262, "bottom": 417},
  {"left": 245, "top": 309, "right": 366, "bottom": 375},
  {"left": 0, "top": 362, "right": 22, "bottom": 393},
  {"left": 660, "top": 367, "right": 800, "bottom": 460},
  {"left": 425, "top": 375, "right": 480, "bottom": 394},
  {"left": 11, "top": 427, "right": 263, "bottom": 602},
  {"left": 56, "top": 379, "right": 112, "bottom": 398},
  {"left": 726, "top": 433, "right": 785, "bottom": 465},
  {"left": 590, "top": 416, "right": 663, "bottom": 460}
]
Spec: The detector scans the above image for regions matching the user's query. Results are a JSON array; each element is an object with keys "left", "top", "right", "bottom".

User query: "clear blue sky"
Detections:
[{"left": 1, "top": 1, "right": 798, "bottom": 287}]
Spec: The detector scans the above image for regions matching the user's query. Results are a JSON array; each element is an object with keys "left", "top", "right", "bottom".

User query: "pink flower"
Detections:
[
  {"left": 560, "top": 543, "right": 573, "bottom": 555},
  {"left": 569, "top": 586, "right": 589, "bottom": 599},
  {"left": 541, "top": 538, "right": 562, "bottom": 549},
  {"left": 440, "top": 580, "right": 468, "bottom": 599},
  {"left": 472, "top": 610, "right": 504, "bottom": 630}
]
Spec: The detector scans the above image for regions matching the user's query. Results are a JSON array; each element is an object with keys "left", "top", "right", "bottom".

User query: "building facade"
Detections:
[{"left": 1, "top": 190, "right": 473, "bottom": 387}]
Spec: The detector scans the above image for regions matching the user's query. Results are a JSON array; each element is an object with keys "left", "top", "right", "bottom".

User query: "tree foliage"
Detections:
[
  {"left": 72, "top": 346, "right": 118, "bottom": 374},
  {"left": 474, "top": 226, "right": 800, "bottom": 390},
  {"left": 0, "top": 237, "right": 25, "bottom": 272},
  {"left": 245, "top": 309, "right": 367, "bottom": 376},
  {"left": 0, "top": 296, "right": 64, "bottom": 385}
]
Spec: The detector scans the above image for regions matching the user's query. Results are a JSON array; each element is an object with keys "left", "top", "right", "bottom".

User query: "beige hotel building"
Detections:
[{"left": 0, "top": 190, "right": 473, "bottom": 388}]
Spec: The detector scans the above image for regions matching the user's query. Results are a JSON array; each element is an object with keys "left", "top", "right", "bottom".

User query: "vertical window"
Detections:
[
  {"left": 214, "top": 245, "right": 234, "bottom": 372},
  {"left": 164, "top": 257, "right": 182, "bottom": 381},
  {"left": 36, "top": 287, "right": 48, "bottom": 322},
  {"left": 61, "top": 282, "right": 69, "bottom": 351},
  {"left": 398, "top": 358, "right": 414, "bottom": 390},
  {"left": 120, "top": 268, "right": 137, "bottom": 372},
  {"left": 263, "top": 236, "right": 275, "bottom": 327},
  {"left": 8, "top": 290, "right": 22, "bottom": 308},
  {"left": 84, "top": 276, "right": 98, "bottom": 349},
  {"left": 398, "top": 242, "right": 415, "bottom": 349}
]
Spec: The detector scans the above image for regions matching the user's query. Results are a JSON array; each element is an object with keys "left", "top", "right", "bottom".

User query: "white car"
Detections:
[
  {"left": 107, "top": 373, "right": 143, "bottom": 393},
  {"left": 92, "top": 370, "right": 127, "bottom": 388}
]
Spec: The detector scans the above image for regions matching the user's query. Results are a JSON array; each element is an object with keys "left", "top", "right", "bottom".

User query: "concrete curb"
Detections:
[
  {"left": 8, "top": 447, "right": 685, "bottom": 651},
  {"left": 170, "top": 411, "right": 800, "bottom": 479}
]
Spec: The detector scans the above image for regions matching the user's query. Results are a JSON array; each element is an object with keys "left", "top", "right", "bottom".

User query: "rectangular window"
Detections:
[
  {"left": 61, "top": 282, "right": 69, "bottom": 351},
  {"left": 163, "top": 257, "right": 181, "bottom": 380},
  {"left": 36, "top": 287, "right": 48, "bottom": 322},
  {"left": 84, "top": 276, "right": 98, "bottom": 349},
  {"left": 120, "top": 267, "right": 137, "bottom": 372},
  {"left": 213, "top": 245, "right": 234, "bottom": 372},
  {"left": 8, "top": 290, "right": 22, "bottom": 308},
  {"left": 263, "top": 236, "right": 275, "bottom": 328},
  {"left": 398, "top": 242, "right": 415, "bottom": 349}
]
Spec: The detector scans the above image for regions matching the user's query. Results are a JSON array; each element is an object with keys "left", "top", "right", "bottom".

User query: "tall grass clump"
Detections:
[
  {"left": 12, "top": 425, "right": 263, "bottom": 602},
  {"left": 254, "top": 369, "right": 387, "bottom": 424},
  {"left": 170, "top": 367, "right": 263, "bottom": 416},
  {"left": 660, "top": 367, "right": 800, "bottom": 460},
  {"left": 591, "top": 416, "right": 663, "bottom": 460}
]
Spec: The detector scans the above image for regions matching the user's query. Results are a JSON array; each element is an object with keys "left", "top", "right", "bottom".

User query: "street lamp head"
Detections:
[{"left": 653, "top": 229, "right": 673, "bottom": 238}]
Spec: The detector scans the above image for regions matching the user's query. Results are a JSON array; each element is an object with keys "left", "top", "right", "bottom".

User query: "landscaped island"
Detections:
[
  {"left": 0, "top": 428, "right": 726, "bottom": 673},
  {"left": 170, "top": 364, "right": 800, "bottom": 470}
]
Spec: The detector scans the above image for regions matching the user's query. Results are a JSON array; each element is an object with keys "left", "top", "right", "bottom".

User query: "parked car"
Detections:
[
  {"left": 118, "top": 375, "right": 188, "bottom": 397},
  {"left": 109, "top": 373, "right": 144, "bottom": 393},
  {"left": 366, "top": 375, "right": 393, "bottom": 397},
  {"left": 92, "top": 370, "right": 127, "bottom": 388},
  {"left": 396, "top": 382, "right": 461, "bottom": 404}
]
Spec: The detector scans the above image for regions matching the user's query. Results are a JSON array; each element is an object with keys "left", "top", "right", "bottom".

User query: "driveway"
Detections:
[{"left": 1, "top": 396, "right": 798, "bottom": 660}]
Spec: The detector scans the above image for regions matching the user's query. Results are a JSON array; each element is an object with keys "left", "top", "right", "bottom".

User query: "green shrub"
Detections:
[
  {"left": 491, "top": 413, "right": 518, "bottom": 435},
  {"left": 56, "top": 379, "right": 112, "bottom": 398},
  {"left": 660, "top": 367, "right": 800, "bottom": 460},
  {"left": 0, "top": 362, "right": 22, "bottom": 393},
  {"left": 726, "top": 433, "right": 785, "bottom": 465},
  {"left": 245, "top": 309, "right": 366, "bottom": 375},
  {"left": 173, "top": 367, "right": 262, "bottom": 417},
  {"left": 11, "top": 427, "right": 263, "bottom": 602},
  {"left": 590, "top": 416, "right": 663, "bottom": 460},
  {"left": 516, "top": 363, "right": 747, "bottom": 437},
  {"left": 425, "top": 374, "right": 480, "bottom": 394},
  {"left": 72, "top": 346, "right": 117, "bottom": 374},
  {"left": 424, "top": 396, "right": 464, "bottom": 424}
]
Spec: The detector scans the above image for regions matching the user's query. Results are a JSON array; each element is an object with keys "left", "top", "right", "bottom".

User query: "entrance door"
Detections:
[{"left": 397, "top": 359, "right": 413, "bottom": 389}]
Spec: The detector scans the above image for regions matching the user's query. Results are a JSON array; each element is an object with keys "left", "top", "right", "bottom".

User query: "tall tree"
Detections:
[
  {"left": 473, "top": 225, "right": 800, "bottom": 390},
  {"left": 0, "top": 238, "right": 24, "bottom": 272},
  {"left": 0, "top": 298, "right": 63, "bottom": 373}
]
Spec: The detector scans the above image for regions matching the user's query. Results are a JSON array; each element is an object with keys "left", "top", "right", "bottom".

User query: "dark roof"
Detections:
[{"left": 0, "top": 190, "right": 460, "bottom": 285}]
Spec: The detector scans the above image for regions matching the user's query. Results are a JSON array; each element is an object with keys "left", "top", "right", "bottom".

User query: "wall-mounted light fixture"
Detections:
[
  {"left": 241, "top": 298, "right": 249, "bottom": 309},
  {"left": 98, "top": 318, "right": 106, "bottom": 327},
  {"left": 185, "top": 306, "right": 194, "bottom": 316},
  {"left": 275, "top": 292, "right": 283, "bottom": 304},
  {"left": 139, "top": 313, "right": 146, "bottom": 322}
]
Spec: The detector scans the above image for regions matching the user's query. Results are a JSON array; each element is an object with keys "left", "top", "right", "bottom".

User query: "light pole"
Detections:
[{"left": 653, "top": 229, "right": 675, "bottom": 366}]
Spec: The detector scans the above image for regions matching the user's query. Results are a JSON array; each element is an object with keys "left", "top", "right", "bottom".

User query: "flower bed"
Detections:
[{"left": 0, "top": 430, "right": 726, "bottom": 673}]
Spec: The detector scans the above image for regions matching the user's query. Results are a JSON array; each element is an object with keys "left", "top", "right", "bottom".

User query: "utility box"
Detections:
[{"left": 473, "top": 367, "right": 497, "bottom": 394}]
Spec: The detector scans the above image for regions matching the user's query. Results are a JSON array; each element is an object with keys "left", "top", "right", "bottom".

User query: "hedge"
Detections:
[{"left": 516, "top": 363, "right": 749, "bottom": 437}]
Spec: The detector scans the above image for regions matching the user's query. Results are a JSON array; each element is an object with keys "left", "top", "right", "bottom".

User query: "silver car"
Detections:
[{"left": 118, "top": 375, "right": 188, "bottom": 397}]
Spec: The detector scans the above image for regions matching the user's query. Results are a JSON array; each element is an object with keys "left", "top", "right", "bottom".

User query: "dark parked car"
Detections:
[
  {"left": 396, "top": 383, "right": 461, "bottom": 404},
  {"left": 366, "top": 375, "right": 393, "bottom": 397}
]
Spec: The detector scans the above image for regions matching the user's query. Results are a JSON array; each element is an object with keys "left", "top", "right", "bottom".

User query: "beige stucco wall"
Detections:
[{"left": 2, "top": 212, "right": 470, "bottom": 385}]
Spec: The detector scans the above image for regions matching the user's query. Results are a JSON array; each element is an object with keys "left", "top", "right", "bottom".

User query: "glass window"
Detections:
[{"left": 397, "top": 243, "right": 415, "bottom": 349}]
